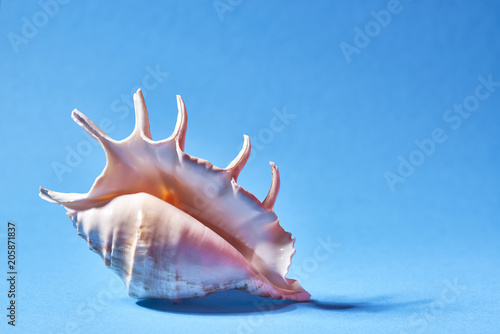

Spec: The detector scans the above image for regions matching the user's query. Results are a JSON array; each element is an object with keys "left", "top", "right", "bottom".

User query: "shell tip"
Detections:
[
  {"left": 262, "top": 162, "right": 280, "bottom": 210},
  {"left": 172, "top": 95, "right": 187, "bottom": 151},
  {"left": 132, "top": 88, "right": 152, "bottom": 139},
  {"left": 71, "top": 109, "right": 83, "bottom": 122},
  {"left": 39, "top": 187, "right": 57, "bottom": 203},
  {"left": 226, "top": 135, "right": 251, "bottom": 181}
]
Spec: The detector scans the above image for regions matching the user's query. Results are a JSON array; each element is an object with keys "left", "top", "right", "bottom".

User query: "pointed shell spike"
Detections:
[
  {"left": 39, "top": 186, "right": 57, "bottom": 203},
  {"left": 226, "top": 135, "right": 251, "bottom": 181},
  {"left": 168, "top": 95, "right": 188, "bottom": 151},
  {"left": 72, "top": 109, "right": 113, "bottom": 148},
  {"left": 39, "top": 186, "right": 88, "bottom": 207},
  {"left": 133, "top": 89, "right": 152, "bottom": 139},
  {"left": 262, "top": 162, "right": 280, "bottom": 210}
]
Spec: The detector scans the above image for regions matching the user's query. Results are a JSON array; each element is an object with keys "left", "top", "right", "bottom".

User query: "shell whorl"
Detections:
[{"left": 40, "top": 89, "right": 310, "bottom": 301}]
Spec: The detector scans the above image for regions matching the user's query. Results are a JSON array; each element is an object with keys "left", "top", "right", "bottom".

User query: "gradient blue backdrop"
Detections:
[{"left": 1, "top": 1, "right": 499, "bottom": 333}]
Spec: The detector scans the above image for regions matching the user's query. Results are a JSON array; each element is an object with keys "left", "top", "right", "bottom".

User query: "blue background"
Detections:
[{"left": 1, "top": 1, "right": 499, "bottom": 333}]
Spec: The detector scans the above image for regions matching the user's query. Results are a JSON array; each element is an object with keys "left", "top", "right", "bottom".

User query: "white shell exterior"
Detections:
[{"left": 40, "top": 90, "right": 310, "bottom": 301}]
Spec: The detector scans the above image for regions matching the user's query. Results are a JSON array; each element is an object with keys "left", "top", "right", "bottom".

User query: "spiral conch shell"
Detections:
[{"left": 40, "top": 90, "right": 310, "bottom": 302}]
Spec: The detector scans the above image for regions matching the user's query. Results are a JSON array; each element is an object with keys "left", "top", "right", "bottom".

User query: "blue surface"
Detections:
[{"left": 1, "top": 1, "right": 499, "bottom": 333}]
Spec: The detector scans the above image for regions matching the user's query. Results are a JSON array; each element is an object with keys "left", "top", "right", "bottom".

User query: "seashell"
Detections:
[{"left": 40, "top": 90, "right": 310, "bottom": 302}]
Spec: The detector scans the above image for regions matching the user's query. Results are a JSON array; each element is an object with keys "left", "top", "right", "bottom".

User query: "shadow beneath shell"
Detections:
[
  {"left": 308, "top": 295, "right": 433, "bottom": 313},
  {"left": 136, "top": 290, "right": 298, "bottom": 315},
  {"left": 137, "top": 291, "right": 432, "bottom": 315}
]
